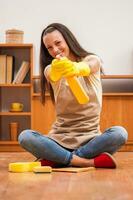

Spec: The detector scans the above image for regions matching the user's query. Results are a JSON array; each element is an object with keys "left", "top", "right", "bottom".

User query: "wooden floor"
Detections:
[{"left": 0, "top": 152, "right": 133, "bottom": 200}]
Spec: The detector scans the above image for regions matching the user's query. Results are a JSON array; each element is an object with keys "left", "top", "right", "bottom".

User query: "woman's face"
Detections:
[{"left": 43, "top": 30, "right": 72, "bottom": 59}]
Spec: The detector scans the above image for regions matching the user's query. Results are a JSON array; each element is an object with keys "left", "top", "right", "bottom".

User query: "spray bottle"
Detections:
[{"left": 56, "top": 55, "right": 89, "bottom": 104}]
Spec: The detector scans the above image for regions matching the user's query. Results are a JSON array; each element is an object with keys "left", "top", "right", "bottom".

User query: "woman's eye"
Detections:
[
  {"left": 56, "top": 41, "right": 61, "bottom": 45},
  {"left": 47, "top": 46, "right": 52, "bottom": 50}
]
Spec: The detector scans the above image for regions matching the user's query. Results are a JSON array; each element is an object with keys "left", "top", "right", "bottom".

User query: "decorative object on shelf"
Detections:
[
  {"left": 10, "top": 102, "right": 24, "bottom": 112},
  {"left": 9, "top": 122, "right": 19, "bottom": 141},
  {"left": 5, "top": 29, "right": 24, "bottom": 43}
]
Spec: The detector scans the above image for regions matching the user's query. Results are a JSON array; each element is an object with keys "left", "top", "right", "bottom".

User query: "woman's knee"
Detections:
[
  {"left": 109, "top": 126, "right": 128, "bottom": 143},
  {"left": 18, "top": 129, "right": 33, "bottom": 144}
]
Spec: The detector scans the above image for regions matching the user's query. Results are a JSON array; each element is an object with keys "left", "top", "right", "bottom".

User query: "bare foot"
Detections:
[{"left": 70, "top": 155, "right": 94, "bottom": 167}]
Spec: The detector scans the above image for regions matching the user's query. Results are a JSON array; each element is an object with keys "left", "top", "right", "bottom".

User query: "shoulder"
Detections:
[
  {"left": 44, "top": 65, "right": 51, "bottom": 81},
  {"left": 83, "top": 55, "right": 103, "bottom": 74},
  {"left": 83, "top": 55, "right": 103, "bottom": 66}
]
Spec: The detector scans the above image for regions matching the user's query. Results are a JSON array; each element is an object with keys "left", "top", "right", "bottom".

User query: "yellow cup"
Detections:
[{"left": 10, "top": 102, "right": 23, "bottom": 111}]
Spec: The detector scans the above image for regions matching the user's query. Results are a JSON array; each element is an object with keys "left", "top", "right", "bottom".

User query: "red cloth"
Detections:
[{"left": 94, "top": 152, "right": 116, "bottom": 168}]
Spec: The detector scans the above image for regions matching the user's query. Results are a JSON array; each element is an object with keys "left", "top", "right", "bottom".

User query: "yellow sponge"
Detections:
[
  {"left": 9, "top": 162, "right": 41, "bottom": 173},
  {"left": 33, "top": 166, "right": 52, "bottom": 173}
]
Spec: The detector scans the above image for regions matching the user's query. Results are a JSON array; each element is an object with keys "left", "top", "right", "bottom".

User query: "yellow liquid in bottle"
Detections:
[{"left": 67, "top": 77, "right": 89, "bottom": 104}]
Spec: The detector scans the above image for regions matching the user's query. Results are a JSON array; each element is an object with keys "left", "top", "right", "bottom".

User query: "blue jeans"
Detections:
[{"left": 18, "top": 126, "right": 128, "bottom": 166}]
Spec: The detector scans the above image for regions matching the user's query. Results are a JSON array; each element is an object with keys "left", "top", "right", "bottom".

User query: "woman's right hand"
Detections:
[{"left": 50, "top": 57, "right": 79, "bottom": 82}]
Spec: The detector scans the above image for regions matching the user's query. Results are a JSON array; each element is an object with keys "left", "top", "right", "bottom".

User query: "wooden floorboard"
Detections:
[{"left": 0, "top": 152, "right": 133, "bottom": 200}]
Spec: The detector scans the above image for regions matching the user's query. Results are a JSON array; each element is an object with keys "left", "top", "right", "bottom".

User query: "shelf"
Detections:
[
  {"left": 0, "top": 141, "right": 18, "bottom": 144},
  {"left": 101, "top": 75, "right": 133, "bottom": 79},
  {"left": 103, "top": 93, "right": 133, "bottom": 96},
  {"left": 0, "top": 83, "right": 31, "bottom": 87},
  {"left": 32, "top": 92, "right": 133, "bottom": 97},
  {"left": 32, "top": 75, "right": 40, "bottom": 79},
  {"left": 0, "top": 43, "right": 33, "bottom": 48},
  {"left": 0, "top": 44, "right": 33, "bottom": 151},
  {"left": 33, "top": 75, "right": 133, "bottom": 80},
  {"left": 32, "top": 92, "right": 50, "bottom": 97},
  {"left": 32, "top": 93, "right": 41, "bottom": 97},
  {"left": 32, "top": 75, "right": 133, "bottom": 96},
  {"left": 0, "top": 112, "right": 31, "bottom": 116}
]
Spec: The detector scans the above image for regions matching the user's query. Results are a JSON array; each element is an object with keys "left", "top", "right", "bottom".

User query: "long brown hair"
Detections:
[{"left": 40, "top": 23, "right": 94, "bottom": 104}]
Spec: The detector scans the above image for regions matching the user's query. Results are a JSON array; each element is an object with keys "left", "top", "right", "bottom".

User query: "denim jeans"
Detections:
[{"left": 18, "top": 126, "right": 128, "bottom": 166}]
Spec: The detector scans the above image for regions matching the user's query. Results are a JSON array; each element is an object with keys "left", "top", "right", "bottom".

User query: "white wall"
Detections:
[{"left": 1, "top": 0, "right": 133, "bottom": 75}]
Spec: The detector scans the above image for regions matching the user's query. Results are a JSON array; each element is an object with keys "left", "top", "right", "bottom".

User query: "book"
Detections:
[
  {"left": 0, "top": 55, "right": 6, "bottom": 84},
  {"left": 12, "top": 61, "right": 29, "bottom": 84},
  {"left": 6, "top": 56, "right": 14, "bottom": 84}
]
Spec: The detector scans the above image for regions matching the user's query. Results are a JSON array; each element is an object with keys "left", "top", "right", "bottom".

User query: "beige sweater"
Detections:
[{"left": 45, "top": 55, "right": 102, "bottom": 149}]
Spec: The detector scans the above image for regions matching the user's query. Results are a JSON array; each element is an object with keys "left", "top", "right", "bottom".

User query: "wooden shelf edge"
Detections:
[
  {"left": 0, "top": 141, "right": 18, "bottom": 144},
  {"left": 0, "top": 84, "right": 31, "bottom": 87},
  {"left": 33, "top": 75, "right": 133, "bottom": 79},
  {"left": 32, "top": 93, "right": 133, "bottom": 97},
  {"left": 32, "top": 92, "right": 50, "bottom": 97},
  {"left": 101, "top": 75, "right": 133, "bottom": 79},
  {"left": 0, "top": 43, "right": 33, "bottom": 47},
  {"left": 32, "top": 75, "right": 40, "bottom": 79},
  {"left": 103, "top": 93, "right": 133, "bottom": 96},
  {"left": 0, "top": 112, "right": 31, "bottom": 116},
  {"left": 32, "top": 93, "right": 41, "bottom": 97}
]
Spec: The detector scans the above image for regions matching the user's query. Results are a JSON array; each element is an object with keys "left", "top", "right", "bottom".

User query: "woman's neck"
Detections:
[{"left": 68, "top": 52, "right": 77, "bottom": 62}]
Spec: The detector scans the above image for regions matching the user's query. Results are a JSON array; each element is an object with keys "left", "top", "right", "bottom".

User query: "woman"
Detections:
[{"left": 18, "top": 23, "right": 128, "bottom": 168}]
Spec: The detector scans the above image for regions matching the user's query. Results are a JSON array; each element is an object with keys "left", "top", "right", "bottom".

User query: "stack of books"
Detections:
[
  {"left": 0, "top": 54, "right": 29, "bottom": 84},
  {"left": 0, "top": 55, "right": 13, "bottom": 84}
]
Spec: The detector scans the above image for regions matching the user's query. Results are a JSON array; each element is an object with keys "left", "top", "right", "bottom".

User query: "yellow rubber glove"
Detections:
[
  {"left": 50, "top": 59, "right": 63, "bottom": 82},
  {"left": 73, "top": 62, "right": 91, "bottom": 76},
  {"left": 50, "top": 57, "right": 78, "bottom": 82},
  {"left": 50, "top": 57, "right": 90, "bottom": 104},
  {"left": 60, "top": 60, "right": 91, "bottom": 77},
  {"left": 50, "top": 57, "right": 90, "bottom": 82}
]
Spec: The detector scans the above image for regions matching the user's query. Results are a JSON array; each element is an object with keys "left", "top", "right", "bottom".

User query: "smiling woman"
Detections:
[{"left": 18, "top": 23, "right": 128, "bottom": 169}]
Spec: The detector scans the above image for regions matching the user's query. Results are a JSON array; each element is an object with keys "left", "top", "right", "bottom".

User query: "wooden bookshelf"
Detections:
[{"left": 0, "top": 44, "right": 33, "bottom": 151}]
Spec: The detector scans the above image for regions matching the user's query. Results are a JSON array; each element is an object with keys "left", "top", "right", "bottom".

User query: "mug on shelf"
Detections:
[{"left": 10, "top": 102, "right": 24, "bottom": 112}]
